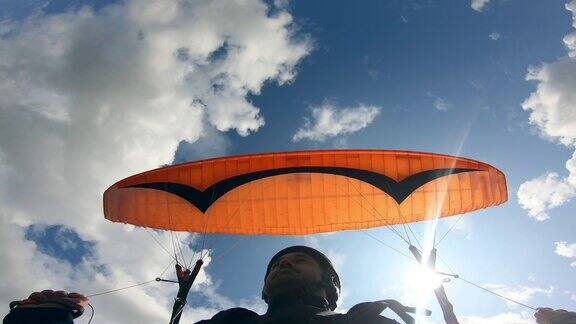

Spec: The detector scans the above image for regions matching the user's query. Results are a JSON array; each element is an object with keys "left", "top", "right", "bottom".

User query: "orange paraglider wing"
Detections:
[{"left": 103, "top": 149, "right": 507, "bottom": 235}]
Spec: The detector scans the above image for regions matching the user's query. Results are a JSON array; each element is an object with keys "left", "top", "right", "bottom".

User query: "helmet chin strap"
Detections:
[
  {"left": 262, "top": 275, "right": 338, "bottom": 310},
  {"left": 262, "top": 285, "right": 331, "bottom": 313},
  {"left": 262, "top": 280, "right": 325, "bottom": 301}
]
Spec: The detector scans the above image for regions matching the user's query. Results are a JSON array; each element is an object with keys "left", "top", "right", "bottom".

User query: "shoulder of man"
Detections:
[
  {"left": 195, "top": 307, "right": 260, "bottom": 324},
  {"left": 312, "top": 301, "right": 401, "bottom": 324}
]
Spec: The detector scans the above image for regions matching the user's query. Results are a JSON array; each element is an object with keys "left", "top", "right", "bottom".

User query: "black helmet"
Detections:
[{"left": 263, "top": 245, "right": 341, "bottom": 310}]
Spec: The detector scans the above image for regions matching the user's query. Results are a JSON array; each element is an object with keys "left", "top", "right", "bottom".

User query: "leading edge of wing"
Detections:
[{"left": 124, "top": 167, "right": 481, "bottom": 212}]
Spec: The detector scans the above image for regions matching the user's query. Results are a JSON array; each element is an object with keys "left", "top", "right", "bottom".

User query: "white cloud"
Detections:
[
  {"left": 368, "top": 68, "right": 380, "bottom": 79},
  {"left": 489, "top": 32, "right": 501, "bottom": 41},
  {"left": 564, "top": 1, "right": 576, "bottom": 58},
  {"left": 471, "top": 0, "right": 490, "bottom": 12},
  {"left": 482, "top": 284, "right": 554, "bottom": 308},
  {"left": 460, "top": 312, "right": 535, "bottom": 324},
  {"left": 555, "top": 241, "right": 576, "bottom": 258},
  {"left": 426, "top": 92, "right": 452, "bottom": 112},
  {"left": 518, "top": 1, "right": 576, "bottom": 220},
  {"left": 0, "top": 215, "right": 176, "bottom": 323},
  {"left": 517, "top": 171, "right": 576, "bottom": 221},
  {"left": 292, "top": 102, "right": 381, "bottom": 142},
  {"left": 434, "top": 97, "right": 451, "bottom": 111},
  {"left": 522, "top": 60, "right": 576, "bottom": 147},
  {"left": 0, "top": 0, "right": 310, "bottom": 322}
]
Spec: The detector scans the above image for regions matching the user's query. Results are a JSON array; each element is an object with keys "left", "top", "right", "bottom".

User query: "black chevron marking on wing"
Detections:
[{"left": 124, "top": 167, "right": 480, "bottom": 212}]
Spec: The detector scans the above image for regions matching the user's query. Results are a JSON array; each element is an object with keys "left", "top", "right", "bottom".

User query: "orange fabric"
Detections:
[{"left": 103, "top": 149, "right": 507, "bottom": 235}]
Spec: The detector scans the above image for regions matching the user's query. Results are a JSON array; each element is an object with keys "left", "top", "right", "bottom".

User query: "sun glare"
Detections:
[
  {"left": 401, "top": 262, "right": 444, "bottom": 323},
  {"left": 405, "top": 263, "right": 443, "bottom": 295}
]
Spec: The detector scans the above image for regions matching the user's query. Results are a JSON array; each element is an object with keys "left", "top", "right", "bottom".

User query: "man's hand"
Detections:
[
  {"left": 434, "top": 286, "right": 459, "bottom": 324},
  {"left": 176, "top": 264, "right": 192, "bottom": 283},
  {"left": 535, "top": 308, "right": 576, "bottom": 324},
  {"left": 12, "top": 290, "right": 88, "bottom": 316}
]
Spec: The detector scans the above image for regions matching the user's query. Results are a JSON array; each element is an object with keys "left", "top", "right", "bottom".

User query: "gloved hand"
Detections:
[{"left": 10, "top": 290, "right": 89, "bottom": 318}]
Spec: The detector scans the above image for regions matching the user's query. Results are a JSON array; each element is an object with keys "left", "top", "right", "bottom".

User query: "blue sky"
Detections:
[{"left": 1, "top": 0, "right": 576, "bottom": 323}]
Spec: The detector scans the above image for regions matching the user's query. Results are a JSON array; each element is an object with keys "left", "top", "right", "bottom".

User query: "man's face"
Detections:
[{"left": 263, "top": 252, "right": 324, "bottom": 297}]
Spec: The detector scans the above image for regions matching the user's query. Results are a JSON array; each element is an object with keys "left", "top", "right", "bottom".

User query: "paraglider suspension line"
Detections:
[
  {"left": 347, "top": 181, "right": 411, "bottom": 245},
  {"left": 144, "top": 227, "right": 179, "bottom": 263},
  {"left": 456, "top": 276, "right": 536, "bottom": 311},
  {"left": 435, "top": 214, "right": 465, "bottom": 248},
  {"left": 86, "top": 280, "right": 157, "bottom": 298},
  {"left": 361, "top": 231, "right": 413, "bottom": 260},
  {"left": 87, "top": 304, "right": 94, "bottom": 324},
  {"left": 86, "top": 259, "right": 174, "bottom": 297}
]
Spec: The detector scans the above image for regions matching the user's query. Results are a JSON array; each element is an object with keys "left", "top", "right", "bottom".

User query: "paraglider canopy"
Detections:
[{"left": 103, "top": 149, "right": 507, "bottom": 235}]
